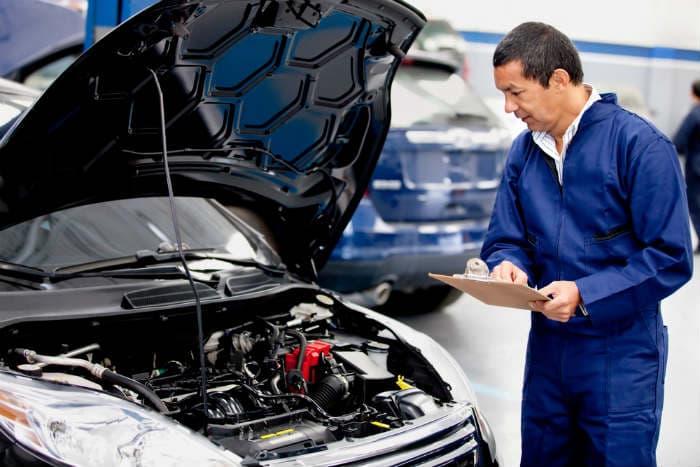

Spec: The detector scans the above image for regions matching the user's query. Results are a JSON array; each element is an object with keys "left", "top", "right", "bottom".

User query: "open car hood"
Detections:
[{"left": 0, "top": 0, "right": 424, "bottom": 280}]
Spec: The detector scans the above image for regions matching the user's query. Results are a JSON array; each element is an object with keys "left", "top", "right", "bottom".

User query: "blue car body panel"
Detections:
[
  {"left": 320, "top": 198, "right": 489, "bottom": 293},
  {"left": 321, "top": 125, "right": 501, "bottom": 293},
  {"left": 84, "top": 0, "right": 154, "bottom": 46},
  {"left": 371, "top": 129, "right": 501, "bottom": 223},
  {"left": 0, "top": 0, "right": 84, "bottom": 80}
]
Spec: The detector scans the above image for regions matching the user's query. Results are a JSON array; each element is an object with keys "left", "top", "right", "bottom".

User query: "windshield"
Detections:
[
  {"left": 391, "top": 64, "right": 499, "bottom": 128},
  {"left": 0, "top": 197, "right": 279, "bottom": 271},
  {"left": 414, "top": 20, "right": 466, "bottom": 53}
]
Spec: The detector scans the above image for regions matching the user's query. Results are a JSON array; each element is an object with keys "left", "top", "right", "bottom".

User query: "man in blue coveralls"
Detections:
[
  {"left": 481, "top": 22, "right": 693, "bottom": 467},
  {"left": 673, "top": 79, "right": 700, "bottom": 250}
]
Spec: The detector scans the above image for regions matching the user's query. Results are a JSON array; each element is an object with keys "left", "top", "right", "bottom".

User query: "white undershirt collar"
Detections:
[{"left": 531, "top": 84, "right": 601, "bottom": 184}]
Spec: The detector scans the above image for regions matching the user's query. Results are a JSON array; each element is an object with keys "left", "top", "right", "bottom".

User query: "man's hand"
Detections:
[
  {"left": 529, "top": 281, "right": 581, "bottom": 322},
  {"left": 490, "top": 260, "right": 528, "bottom": 285}
]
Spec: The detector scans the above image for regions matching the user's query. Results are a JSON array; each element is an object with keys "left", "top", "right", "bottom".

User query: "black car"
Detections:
[{"left": 0, "top": 1, "right": 498, "bottom": 466}]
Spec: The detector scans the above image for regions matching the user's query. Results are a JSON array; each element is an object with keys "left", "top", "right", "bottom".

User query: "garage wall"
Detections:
[
  {"left": 406, "top": 0, "right": 700, "bottom": 49},
  {"left": 406, "top": 0, "right": 700, "bottom": 136},
  {"left": 87, "top": 0, "right": 700, "bottom": 136}
]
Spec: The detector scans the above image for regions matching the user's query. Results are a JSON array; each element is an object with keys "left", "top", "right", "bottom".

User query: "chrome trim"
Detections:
[
  {"left": 401, "top": 179, "right": 501, "bottom": 190},
  {"left": 357, "top": 424, "right": 478, "bottom": 467}
]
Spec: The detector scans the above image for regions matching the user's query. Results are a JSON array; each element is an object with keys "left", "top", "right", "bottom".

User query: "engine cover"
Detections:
[{"left": 285, "top": 340, "right": 332, "bottom": 383}]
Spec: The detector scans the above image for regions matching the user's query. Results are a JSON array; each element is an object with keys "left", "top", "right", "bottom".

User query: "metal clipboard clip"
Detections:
[{"left": 455, "top": 257, "right": 491, "bottom": 280}]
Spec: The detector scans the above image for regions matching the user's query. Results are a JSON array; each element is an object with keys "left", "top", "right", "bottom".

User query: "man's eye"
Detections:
[{"left": 511, "top": 91, "right": 522, "bottom": 97}]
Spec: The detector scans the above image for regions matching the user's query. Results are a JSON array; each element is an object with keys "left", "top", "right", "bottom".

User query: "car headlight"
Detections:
[{"left": 0, "top": 371, "right": 241, "bottom": 466}]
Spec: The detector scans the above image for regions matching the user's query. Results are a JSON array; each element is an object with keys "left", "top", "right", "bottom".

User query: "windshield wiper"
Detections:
[
  {"left": 0, "top": 250, "right": 287, "bottom": 286},
  {"left": 0, "top": 261, "right": 51, "bottom": 281},
  {"left": 52, "top": 249, "right": 287, "bottom": 277},
  {"left": 51, "top": 265, "right": 191, "bottom": 283},
  {"left": 0, "top": 259, "right": 192, "bottom": 285},
  {"left": 0, "top": 261, "right": 48, "bottom": 289}
]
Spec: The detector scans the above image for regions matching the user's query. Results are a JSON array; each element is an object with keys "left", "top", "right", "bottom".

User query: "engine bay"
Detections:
[{"left": 1, "top": 286, "right": 453, "bottom": 461}]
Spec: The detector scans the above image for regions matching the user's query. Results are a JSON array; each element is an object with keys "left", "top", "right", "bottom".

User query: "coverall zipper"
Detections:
[{"left": 542, "top": 154, "right": 564, "bottom": 281}]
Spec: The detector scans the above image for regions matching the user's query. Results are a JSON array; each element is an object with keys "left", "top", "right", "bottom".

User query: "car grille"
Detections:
[{"left": 342, "top": 417, "right": 479, "bottom": 466}]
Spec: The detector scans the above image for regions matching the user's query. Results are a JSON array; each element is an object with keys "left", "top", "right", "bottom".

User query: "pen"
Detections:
[{"left": 578, "top": 303, "right": 589, "bottom": 317}]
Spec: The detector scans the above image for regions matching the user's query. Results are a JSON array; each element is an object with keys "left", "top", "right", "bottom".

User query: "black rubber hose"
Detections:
[
  {"left": 310, "top": 375, "right": 348, "bottom": 411},
  {"left": 102, "top": 369, "right": 169, "bottom": 413},
  {"left": 285, "top": 328, "right": 307, "bottom": 371},
  {"left": 14, "top": 348, "right": 169, "bottom": 414}
]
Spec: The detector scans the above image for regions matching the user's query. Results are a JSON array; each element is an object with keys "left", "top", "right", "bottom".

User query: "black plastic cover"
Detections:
[
  {"left": 372, "top": 387, "right": 440, "bottom": 420},
  {"left": 215, "top": 420, "right": 336, "bottom": 459},
  {"left": 121, "top": 282, "right": 219, "bottom": 309}
]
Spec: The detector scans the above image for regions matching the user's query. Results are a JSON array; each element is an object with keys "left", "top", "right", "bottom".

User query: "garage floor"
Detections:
[{"left": 395, "top": 255, "right": 700, "bottom": 467}]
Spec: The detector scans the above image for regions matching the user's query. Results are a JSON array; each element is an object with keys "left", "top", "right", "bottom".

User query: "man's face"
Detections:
[{"left": 493, "top": 60, "right": 562, "bottom": 133}]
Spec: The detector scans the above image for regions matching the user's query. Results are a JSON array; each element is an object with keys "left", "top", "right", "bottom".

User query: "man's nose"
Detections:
[{"left": 504, "top": 97, "right": 518, "bottom": 114}]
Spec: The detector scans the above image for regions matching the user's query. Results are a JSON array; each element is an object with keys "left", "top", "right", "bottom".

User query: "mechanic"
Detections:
[
  {"left": 673, "top": 79, "right": 700, "bottom": 252},
  {"left": 481, "top": 22, "right": 693, "bottom": 467}
]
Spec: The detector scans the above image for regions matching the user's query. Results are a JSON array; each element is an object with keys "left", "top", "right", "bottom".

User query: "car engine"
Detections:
[{"left": 2, "top": 288, "right": 451, "bottom": 461}]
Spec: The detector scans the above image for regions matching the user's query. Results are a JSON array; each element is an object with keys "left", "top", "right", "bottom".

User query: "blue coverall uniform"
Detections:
[
  {"left": 673, "top": 102, "right": 700, "bottom": 244},
  {"left": 481, "top": 93, "right": 693, "bottom": 467}
]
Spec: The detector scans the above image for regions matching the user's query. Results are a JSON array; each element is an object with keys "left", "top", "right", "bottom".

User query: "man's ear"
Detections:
[{"left": 549, "top": 68, "right": 570, "bottom": 90}]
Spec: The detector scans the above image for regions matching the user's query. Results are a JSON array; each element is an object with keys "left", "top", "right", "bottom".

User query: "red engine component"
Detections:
[{"left": 285, "top": 340, "right": 332, "bottom": 384}]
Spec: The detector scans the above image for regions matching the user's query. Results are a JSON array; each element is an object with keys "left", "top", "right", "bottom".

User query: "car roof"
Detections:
[
  {"left": 0, "top": 0, "right": 84, "bottom": 80},
  {"left": 0, "top": 78, "right": 40, "bottom": 99}
]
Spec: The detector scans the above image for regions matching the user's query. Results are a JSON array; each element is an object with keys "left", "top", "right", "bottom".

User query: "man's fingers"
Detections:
[
  {"left": 491, "top": 265, "right": 509, "bottom": 281},
  {"left": 528, "top": 281, "right": 576, "bottom": 323},
  {"left": 535, "top": 286, "right": 578, "bottom": 323},
  {"left": 540, "top": 306, "right": 571, "bottom": 322},
  {"left": 491, "top": 261, "right": 528, "bottom": 284},
  {"left": 514, "top": 270, "right": 528, "bottom": 285},
  {"left": 508, "top": 267, "right": 521, "bottom": 283},
  {"left": 537, "top": 284, "right": 554, "bottom": 297}
]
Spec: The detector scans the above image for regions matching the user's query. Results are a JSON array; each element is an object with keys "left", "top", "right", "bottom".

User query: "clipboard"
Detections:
[{"left": 428, "top": 273, "right": 550, "bottom": 310}]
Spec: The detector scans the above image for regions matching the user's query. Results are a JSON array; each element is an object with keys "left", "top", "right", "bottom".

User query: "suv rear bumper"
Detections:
[{"left": 320, "top": 198, "right": 489, "bottom": 293}]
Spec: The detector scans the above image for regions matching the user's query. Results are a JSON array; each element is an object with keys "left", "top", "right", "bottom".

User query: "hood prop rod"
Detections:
[{"left": 148, "top": 67, "right": 209, "bottom": 432}]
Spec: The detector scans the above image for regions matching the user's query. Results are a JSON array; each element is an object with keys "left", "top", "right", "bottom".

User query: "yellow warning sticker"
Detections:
[
  {"left": 370, "top": 421, "right": 391, "bottom": 429},
  {"left": 260, "top": 428, "right": 295, "bottom": 439}
]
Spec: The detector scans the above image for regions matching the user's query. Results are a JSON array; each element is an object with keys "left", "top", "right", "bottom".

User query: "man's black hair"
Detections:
[
  {"left": 493, "top": 22, "right": 584, "bottom": 88},
  {"left": 692, "top": 80, "right": 700, "bottom": 99}
]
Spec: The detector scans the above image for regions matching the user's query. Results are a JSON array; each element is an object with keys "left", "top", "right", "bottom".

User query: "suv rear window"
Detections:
[{"left": 391, "top": 64, "right": 499, "bottom": 128}]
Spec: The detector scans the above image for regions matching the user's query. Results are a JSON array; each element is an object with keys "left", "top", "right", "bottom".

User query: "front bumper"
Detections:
[{"left": 261, "top": 402, "right": 495, "bottom": 466}]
